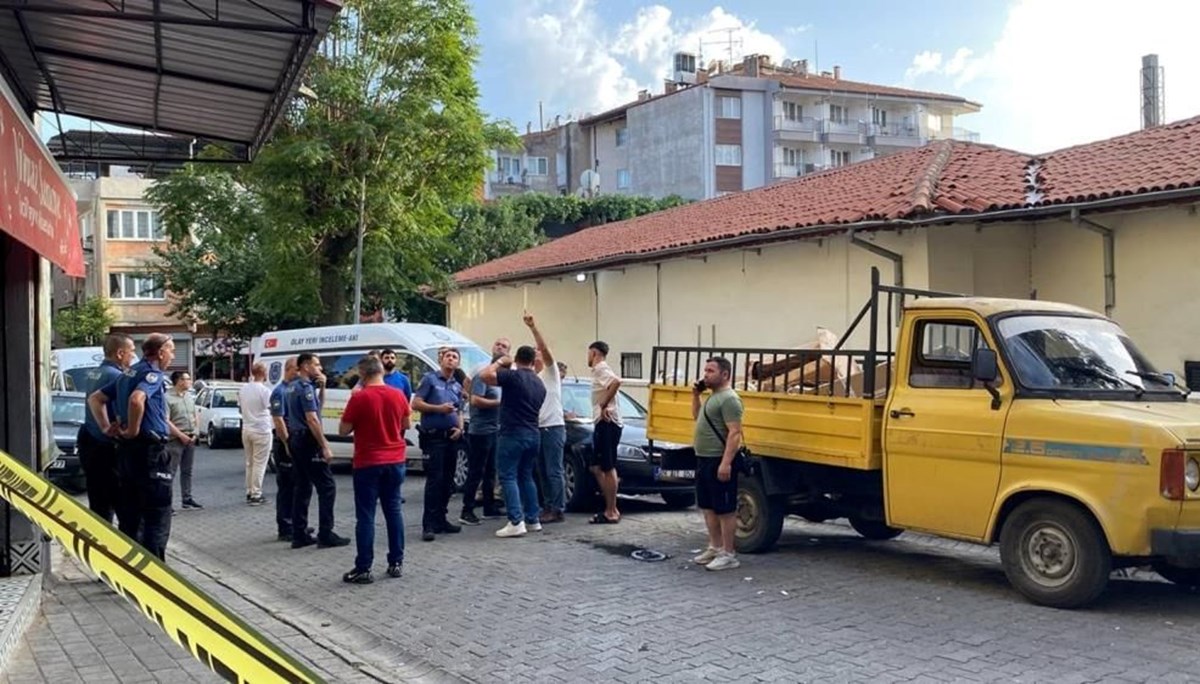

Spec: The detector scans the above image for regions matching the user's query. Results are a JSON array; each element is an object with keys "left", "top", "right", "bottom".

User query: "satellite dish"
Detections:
[
  {"left": 782, "top": 58, "right": 794, "bottom": 69},
  {"left": 580, "top": 169, "right": 600, "bottom": 195}
]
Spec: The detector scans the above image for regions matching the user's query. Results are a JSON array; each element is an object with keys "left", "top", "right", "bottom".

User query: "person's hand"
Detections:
[
  {"left": 717, "top": 462, "right": 732, "bottom": 483},
  {"left": 312, "top": 371, "right": 327, "bottom": 387},
  {"left": 321, "top": 446, "right": 333, "bottom": 463},
  {"left": 120, "top": 426, "right": 139, "bottom": 440},
  {"left": 183, "top": 434, "right": 194, "bottom": 446},
  {"left": 440, "top": 402, "right": 457, "bottom": 414},
  {"left": 450, "top": 427, "right": 463, "bottom": 441},
  {"left": 523, "top": 311, "right": 535, "bottom": 328},
  {"left": 692, "top": 379, "right": 706, "bottom": 395},
  {"left": 103, "top": 423, "right": 121, "bottom": 438},
  {"left": 496, "top": 355, "right": 514, "bottom": 368},
  {"left": 602, "top": 406, "right": 619, "bottom": 423}
]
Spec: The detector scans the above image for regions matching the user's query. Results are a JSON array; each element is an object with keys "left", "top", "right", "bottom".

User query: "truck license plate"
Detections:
[{"left": 48, "top": 459, "right": 65, "bottom": 470}]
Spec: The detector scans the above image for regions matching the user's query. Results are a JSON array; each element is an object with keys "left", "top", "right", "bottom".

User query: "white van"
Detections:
[
  {"left": 50, "top": 347, "right": 105, "bottom": 392},
  {"left": 252, "top": 323, "right": 490, "bottom": 474}
]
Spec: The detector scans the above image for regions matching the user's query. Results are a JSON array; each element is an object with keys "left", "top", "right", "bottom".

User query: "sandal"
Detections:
[{"left": 588, "top": 513, "right": 620, "bottom": 525}]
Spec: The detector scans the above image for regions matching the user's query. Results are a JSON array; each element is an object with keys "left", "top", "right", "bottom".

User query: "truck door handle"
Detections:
[{"left": 889, "top": 408, "right": 915, "bottom": 419}]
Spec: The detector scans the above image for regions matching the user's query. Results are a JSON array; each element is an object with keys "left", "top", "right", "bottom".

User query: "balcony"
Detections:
[
  {"left": 773, "top": 115, "right": 820, "bottom": 143},
  {"left": 487, "top": 170, "right": 527, "bottom": 187},
  {"left": 868, "top": 122, "right": 923, "bottom": 148},
  {"left": 930, "top": 127, "right": 981, "bottom": 143},
  {"left": 822, "top": 120, "right": 866, "bottom": 145},
  {"left": 772, "top": 162, "right": 826, "bottom": 180}
]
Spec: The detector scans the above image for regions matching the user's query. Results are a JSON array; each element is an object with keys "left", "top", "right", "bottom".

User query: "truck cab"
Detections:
[{"left": 648, "top": 270, "right": 1200, "bottom": 608}]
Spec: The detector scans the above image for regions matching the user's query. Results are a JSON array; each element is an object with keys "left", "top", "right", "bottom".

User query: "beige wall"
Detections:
[
  {"left": 1031, "top": 219, "right": 1106, "bottom": 313},
  {"left": 926, "top": 223, "right": 1034, "bottom": 298},
  {"left": 590, "top": 119, "right": 631, "bottom": 194}
]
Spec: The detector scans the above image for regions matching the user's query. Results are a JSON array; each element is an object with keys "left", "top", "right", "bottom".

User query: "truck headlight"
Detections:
[{"left": 1186, "top": 458, "right": 1200, "bottom": 492}]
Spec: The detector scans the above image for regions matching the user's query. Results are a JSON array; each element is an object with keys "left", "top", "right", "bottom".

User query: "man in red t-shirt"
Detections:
[{"left": 338, "top": 355, "right": 410, "bottom": 584}]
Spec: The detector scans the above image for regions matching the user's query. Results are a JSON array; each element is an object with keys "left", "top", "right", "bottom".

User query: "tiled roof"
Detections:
[
  {"left": 456, "top": 116, "right": 1200, "bottom": 287},
  {"left": 771, "top": 73, "right": 981, "bottom": 109}
]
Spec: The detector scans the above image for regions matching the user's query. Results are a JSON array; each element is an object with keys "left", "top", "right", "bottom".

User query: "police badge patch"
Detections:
[
  {"left": 305, "top": 392, "right": 314, "bottom": 400},
  {"left": 145, "top": 373, "right": 159, "bottom": 383}
]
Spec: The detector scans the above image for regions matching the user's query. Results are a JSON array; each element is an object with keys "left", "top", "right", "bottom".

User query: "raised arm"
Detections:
[{"left": 524, "top": 312, "right": 553, "bottom": 364}]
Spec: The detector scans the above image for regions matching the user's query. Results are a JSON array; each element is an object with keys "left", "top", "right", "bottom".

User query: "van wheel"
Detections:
[
  {"left": 1152, "top": 562, "right": 1200, "bottom": 589},
  {"left": 849, "top": 516, "right": 903, "bottom": 541},
  {"left": 735, "top": 474, "right": 784, "bottom": 554},
  {"left": 452, "top": 443, "right": 470, "bottom": 493},
  {"left": 999, "top": 499, "right": 1111, "bottom": 609},
  {"left": 563, "top": 449, "right": 598, "bottom": 513}
]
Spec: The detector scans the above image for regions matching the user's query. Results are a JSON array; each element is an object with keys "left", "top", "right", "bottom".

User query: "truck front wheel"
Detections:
[
  {"left": 849, "top": 516, "right": 903, "bottom": 541},
  {"left": 735, "top": 475, "right": 785, "bottom": 554},
  {"left": 999, "top": 499, "right": 1111, "bottom": 609}
]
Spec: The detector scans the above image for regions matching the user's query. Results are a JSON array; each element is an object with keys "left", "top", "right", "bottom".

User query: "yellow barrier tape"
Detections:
[{"left": 0, "top": 450, "right": 323, "bottom": 684}]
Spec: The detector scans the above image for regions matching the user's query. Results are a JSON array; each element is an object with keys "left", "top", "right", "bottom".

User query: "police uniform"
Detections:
[
  {"left": 285, "top": 376, "right": 338, "bottom": 546},
  {"left": 100, "top": 358, "right": 174, "bottom": 560},
  {"left": 415, "top": 370, "right": 465, "bottom": 535},
  {"left": 78, "top": 359, "right": 124, "bottom": 523},
  {"left": 270, "top": 379, "right": 295, "bottom": 539}
]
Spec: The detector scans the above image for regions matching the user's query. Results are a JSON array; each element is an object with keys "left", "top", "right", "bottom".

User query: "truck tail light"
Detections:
[{"left": 1161, "top": 449, "right": 1185, "bottom": 500}]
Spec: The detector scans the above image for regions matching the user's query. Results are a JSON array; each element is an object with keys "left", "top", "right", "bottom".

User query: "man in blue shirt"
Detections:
[
  {"left": 379, "top": 349, "right": 413, "bottom": 399},
  {"left": 412, "top": 348, "right": 465, "bottom": 542},
  {"left": 88, "top": 333, "right": 176, "bottom": 561},
  {"left": 285, "top": 353, "right": 350, "bottom": 549},
  {"left": 270, "top": 357, "right": 300, "bottom": 541},
  {"left": 77, "top": 333, "right": 135, "bottom": 524}
]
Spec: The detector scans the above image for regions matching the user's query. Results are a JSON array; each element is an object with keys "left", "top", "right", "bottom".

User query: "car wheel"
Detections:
[
  {"left": 661, "top": 491, "right": 696, "bottom": 510},
  {"left": 453, "top": 442, "right": 470, "bottom": 493},
  {"left": 1152, "top": 562, "right": 1200, "bottom": 589},
  {"left": 735, "top": 474, "right": 785, "bottom": 554},
  {"left": 563, "top": 449, "right": 598, "bottom": 513},
  {"left": 848, "top": 515, "right": 904, "bottom": 541},
  {"left": 999, "top": 498, "right": 1111, "bottom": 609},
  {"left": 208, "top": 423, "right": 218, "bottom": 449}
]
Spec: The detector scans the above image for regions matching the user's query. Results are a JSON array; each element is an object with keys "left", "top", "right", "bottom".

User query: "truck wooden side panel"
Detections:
[{"left": 648, "top": 386, "right": 884, "bottom": 471}]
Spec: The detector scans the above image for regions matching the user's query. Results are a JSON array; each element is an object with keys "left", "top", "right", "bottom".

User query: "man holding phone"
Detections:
[
  {"left": 286, "top": 353, "right": 349, "bottom": 549},
  {"left": 690, "top": 356, "right": 744, "bottom": 572}
]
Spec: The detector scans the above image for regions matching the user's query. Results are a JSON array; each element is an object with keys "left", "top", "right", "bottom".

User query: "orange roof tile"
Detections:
[{"left": 456, "top": 116, "right": 1200, "bottom": 287}]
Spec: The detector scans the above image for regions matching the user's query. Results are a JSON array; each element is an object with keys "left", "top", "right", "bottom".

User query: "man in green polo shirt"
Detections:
[{"left": 690, "top": 356, "right": 744, "bottom": 572}]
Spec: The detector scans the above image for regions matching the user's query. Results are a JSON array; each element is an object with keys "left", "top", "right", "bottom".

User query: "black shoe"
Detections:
[
  {"left": 248, "top": 495, "right": 267, "bottom": 506},
  {"left": 317, "top": 533, "right": 350, "bottom": 548},
  {"left": 277, "top": 531, "right": 291, "bottom": 542},
  {"left": 387, "top": 563, "right": 403, "bottom": 578},
  {"left": 291, "top": 535, "right": 317, "bottom": 549},
  {"left": 458, "top": 511, "right": 481, "bottom": 526},
  {"left": 422, "top": 529, "right": 435, "bottom": 542},
  {"left": 182, "top": 499, "right": 204, "bottom": 510},
  {"left": 481, "top": 508, "right": 504, "bottom": 519},
  {"left": 437, "top": 521, "right": 462, "bottom": 534},
  {"left": 342, "top": 568, "right": 373, "bottom": 584}
]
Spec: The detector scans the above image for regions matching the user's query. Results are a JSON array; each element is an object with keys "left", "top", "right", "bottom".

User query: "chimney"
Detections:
[
  {"left": 796, "top": 59, "right": 808, "bottom": 77},
  {"left": 664, "top": 80, "right": 679, "bottom": 94},
  {"left": 833, "top": 65, "right": 842, "bottom": 80},
  {"left": 526, "top": 121, "right": 532, "bottom": 134},
  {"left": 744, "top": 54, "right": 759, "bottom": 77},
  {"left": 637, "top": 89, "right": 651, "bottom": 101},
  {"left": 758, "top": 54, "right": 770, "bottom": 73}
]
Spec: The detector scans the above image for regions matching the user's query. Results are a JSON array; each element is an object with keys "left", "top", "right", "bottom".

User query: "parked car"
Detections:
[
  {"left": 196, "top": 382, "right": 243, "bottom": 448},
  {"left": 48, "top": 391, "right": 87, "bottom": 493}
]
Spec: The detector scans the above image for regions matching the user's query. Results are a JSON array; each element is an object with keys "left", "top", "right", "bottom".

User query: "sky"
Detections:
[{"left": 468, "top": 0, "right": 1200, "bottom": 155}]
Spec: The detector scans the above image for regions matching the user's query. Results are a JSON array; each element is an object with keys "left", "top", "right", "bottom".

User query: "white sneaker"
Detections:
[
  {"left": 527, "top": 521, "right": 543, "bottom": 532},
  {"left": 705, "top": 552, "right": 741, "bottom": 572},
  {"left": 692, "top": 547, "right": 721, "bottom": 565},
  {"left": 495, "top": 521, "right": 527, "bottom": 538}
]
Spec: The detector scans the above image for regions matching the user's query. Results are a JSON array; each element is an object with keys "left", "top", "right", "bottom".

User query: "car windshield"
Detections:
[
  {"left": 424, "top": 346, "right": 490, "bottom": 373},
  {"left": 561, "top": 384, "right": 646, "bottom": 421},
  {"left": 52, "top": 396, "right": 86, "bottom": 425},
  {"left": 997, "top": 315, "right": 1174, "bottom": 394},
  {"left": 62, "top": 367, "right": 97, "bottom": 392},
  {"left": 212, "top": 390, "right": 241, "bottom": 408}
]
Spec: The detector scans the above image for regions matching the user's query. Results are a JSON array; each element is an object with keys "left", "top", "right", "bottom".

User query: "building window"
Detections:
[
  {"left": 615, "top": 126, "right": 628, "bottom": 147},
  {"left": 871, "top": 107, "right": 888, "bottom": 127},
  {"left": 616, "top": 169, "right": 631, "bottom": 189},
  {"left": 782, "top": 101, "right": 802, "bottom": 121},
  {"left": 621, "top": 352, "right": 643, "bottom": 379},
  {"left": 717, "top": 96, "right": 742, "bottom": 119},
  {"left": 1186, "top": 361, "right": 1200, "bottom": 392},
  {"left": 782, "top": 147, "right": 802, "bottom": 165},
  {"left": 496, "top": 156, "right": 521, "bottom": 181},
  {"left": 108, "top": 272, "right": 165, "bottom": 301},
  {"left": 829, "top": 104, "right": 847, "bottom": 124},
  {"left": 716, "top": 144, "right": 742, "bottom": 166},
  {"left": 527, "top": 157, "right": 549, "bottom": 176},
  {"left": 106, "top": 209, "right": 164, "bottom": 241},
  {"left": 831, "top": 150, "right": 852, "bottom": 167}
]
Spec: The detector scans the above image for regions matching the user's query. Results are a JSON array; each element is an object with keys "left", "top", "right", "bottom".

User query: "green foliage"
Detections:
[{"left": 53, "top": 296, "right": 116, "bottom": 347}]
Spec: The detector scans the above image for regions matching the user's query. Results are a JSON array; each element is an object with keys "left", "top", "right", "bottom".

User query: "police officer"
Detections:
[
  {"left": 270, "top": 357, "right": 301, "bottom": 541},
  {"left": 286, "top": 353, "right": 350, "bottom": 549},
  {"left": 77, "top": 333, "right": 135, "bottom": 524},
  {"left": 88, "top": 333, "right": 176, "bottom": 561}
]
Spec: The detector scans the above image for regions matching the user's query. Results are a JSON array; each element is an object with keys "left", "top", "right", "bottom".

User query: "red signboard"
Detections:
[{"left": 0, "top": 82, "right": 83, "bottom": 277}]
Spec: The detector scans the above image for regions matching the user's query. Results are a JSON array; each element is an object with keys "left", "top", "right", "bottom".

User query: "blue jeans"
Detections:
[
  {"left": 352, "top": 463, "right": 406, "bottom": 572},
  {"left": 496, "top": 430, "right": 540, "bottom": 525},
  {"left": 539, "top": 426, "right": 567, "bottom": 513}
]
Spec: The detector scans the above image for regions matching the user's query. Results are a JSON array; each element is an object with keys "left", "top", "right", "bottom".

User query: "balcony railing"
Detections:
[
  {"left": 773, "top": 162, "right": 827, "bottom": 179},
  {"left": 824, "top": 120, "right": 866, "bottom": 136},
  {"left": 870, "top": 122, "right": 921, "bottom": 138},
  {"left": 488, "top": 170, "right": 526, "bottom": 185},
  {"left": 773, "top": 115, "right": 820, "bottom": 132}
]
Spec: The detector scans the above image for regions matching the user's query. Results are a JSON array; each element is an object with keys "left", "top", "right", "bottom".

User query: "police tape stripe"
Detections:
[{"left": 0, "top": 450, "right": 323, "bottom": 684}]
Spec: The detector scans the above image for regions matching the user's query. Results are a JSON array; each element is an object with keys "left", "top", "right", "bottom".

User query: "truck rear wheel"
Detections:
[
  {"left": 849, "top": 516, "right": 903, "bottom": 541},
  {"left": 1152, "top": 562, "right": 1200, "bottom": 589},
  {"left": 999, "top": 499, "right": 1111, "bottom": 609},
  {"left": 735, "top": 475, "right": 784, "bottom": 554}
]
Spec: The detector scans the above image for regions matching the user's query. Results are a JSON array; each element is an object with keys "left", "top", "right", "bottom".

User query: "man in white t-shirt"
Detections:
[
  {"left": 524, "top": 312, "right": 568, "bottom": 523},
  {"left": 239, "top": 362, "right": 275, "bottom": 506}
]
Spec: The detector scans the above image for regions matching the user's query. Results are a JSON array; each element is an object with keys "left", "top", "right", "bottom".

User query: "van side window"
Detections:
[
  {"left": 398, "top": 352, "right": 435, "bottom": 387},
  {"left": 910, "top": 320, "right": 991, "bottom": 390},
  {"left": 321, "top": 354, "right": 365, "bottom": 390}
]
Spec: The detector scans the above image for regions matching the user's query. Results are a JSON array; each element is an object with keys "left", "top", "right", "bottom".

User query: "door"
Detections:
[{"left": 883, "top": 316, "right": 1011, "bottom": 540}]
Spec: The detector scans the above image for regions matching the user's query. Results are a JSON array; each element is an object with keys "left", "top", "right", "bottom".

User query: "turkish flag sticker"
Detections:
[{"left": 264, "top": 338, "right": 278, "bottom": 349}]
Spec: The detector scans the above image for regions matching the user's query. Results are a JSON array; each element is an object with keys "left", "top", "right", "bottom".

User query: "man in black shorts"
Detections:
[
  {"left": 587, "top": 341, "right": 622, "bottom": 524},
  {"left": 689, "top": 356, "right": 744, "bottom": 571}
]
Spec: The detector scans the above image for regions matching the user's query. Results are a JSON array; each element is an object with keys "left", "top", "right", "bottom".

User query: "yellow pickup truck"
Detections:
[{"left": 648, "top": 269, "right": 1200, "bottom": 608}]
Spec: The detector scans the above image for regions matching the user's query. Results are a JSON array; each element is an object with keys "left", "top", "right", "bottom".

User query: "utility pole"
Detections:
[{"left": 351, "top": 174, "right": 367, "bottom": 322}]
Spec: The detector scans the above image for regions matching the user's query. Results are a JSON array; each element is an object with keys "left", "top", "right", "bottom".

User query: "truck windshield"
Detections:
[{"left": 997, "top": 315, "right": 1176, "bottom": 395}]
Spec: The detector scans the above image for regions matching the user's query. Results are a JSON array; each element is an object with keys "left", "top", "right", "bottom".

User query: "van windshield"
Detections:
[
  {"left": 424, "top": 346, "right": 490, "bottom": 374},
  {"left": 997, "top": 315, "right": 1179, "bottom": 396}
]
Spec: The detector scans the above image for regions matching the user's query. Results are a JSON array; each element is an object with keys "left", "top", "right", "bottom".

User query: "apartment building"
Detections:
[
  {"left": 489, "top": 54, "right": 981, "bottom": 202},
  {"left": 484, "top": 123, "right": 588, "bottom": 199}
]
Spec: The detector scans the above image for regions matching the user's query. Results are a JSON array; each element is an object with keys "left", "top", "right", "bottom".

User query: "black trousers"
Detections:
[
  {"left": 77, "top": 427, "right": 120, "bottom": 524},
  {"left": 462, "top": 432, "right": 497, "bottom": 514},
  {"left": 116, "top": 438, "right": 173, "bottom": 561},
  {"left": 273, "top": 435, "right": 294, "bottom": 536},
  {"left": 421, "top": 430, "right": 459, "bottom": 530},
  {"left": 289, "top": 431, "right": 336, "bottom": 541}
]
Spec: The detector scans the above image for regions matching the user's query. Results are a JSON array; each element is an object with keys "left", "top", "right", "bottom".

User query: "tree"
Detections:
[{"left": 54, "top": 296, "right": 116, "bottom": 347}]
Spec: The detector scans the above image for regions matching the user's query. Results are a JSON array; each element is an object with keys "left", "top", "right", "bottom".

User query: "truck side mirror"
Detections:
[{"left": 972, "top": 348, "right": 1002, "bottom": 410}]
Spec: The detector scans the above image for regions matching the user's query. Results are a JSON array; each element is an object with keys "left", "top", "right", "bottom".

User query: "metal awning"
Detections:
[
  {"left": 48, "top": 129, "right": 244, "bottom": 176},
  {"left": 0, "top": 0, "right": 341, "bottom": 161}
]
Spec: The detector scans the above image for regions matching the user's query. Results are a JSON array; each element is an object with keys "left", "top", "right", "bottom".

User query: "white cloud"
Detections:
[
  {"left": 904, "top": 50, "right": 943, "bottom": 81},
  {"left": 501, "top": 2, "right": 788, "bottom": 121},
  {"left": 943, "top": 48, "right": 973, "bottom": 77},
  {"left": 903, "top": 47, "right": 983, "bottom": 87},
  {"left": 785, "top": 24, "right": 813, "bottom": 35}
]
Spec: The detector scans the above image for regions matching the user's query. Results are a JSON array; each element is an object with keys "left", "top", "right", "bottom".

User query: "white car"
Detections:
[{"left": 196, "top": 382, "right": 244, "bottom": 449}]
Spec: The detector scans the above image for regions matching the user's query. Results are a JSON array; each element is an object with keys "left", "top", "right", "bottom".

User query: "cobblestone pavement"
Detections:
[{"left": 19, "top": 445, "right": 1200, "bottom": 682}]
